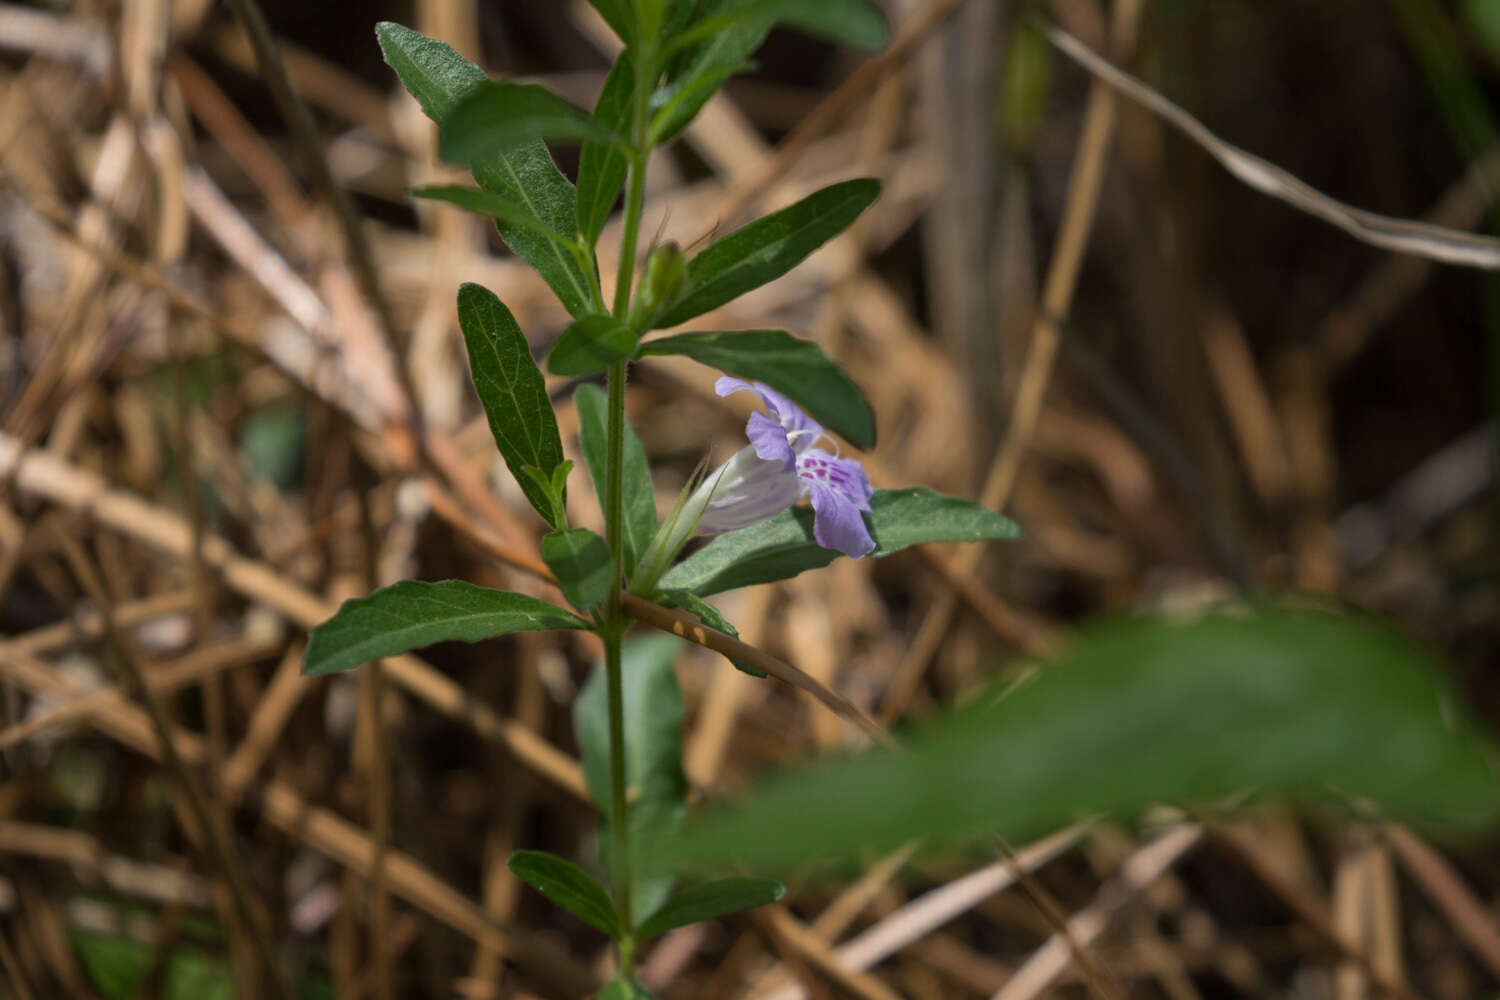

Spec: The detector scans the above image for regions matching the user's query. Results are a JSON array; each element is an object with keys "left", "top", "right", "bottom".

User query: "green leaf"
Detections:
[
  {"left": 641, "top": 329, "right": 874, "bottom": 448},
  {"left": 655, "top": 179, "right": 880, "bottom": 327},
  {"left": 457, "top": 283, "right": 569, "bottom": 527},
  {"left": 508, "top": 850, "right": 623, "bottom": 939},
  {"left": 377, "top": 22, "right": 592, "bottom": 316},
  {"left": 412, "top": 185, "right": 570, "bottom": 243},
  {"left": 672, "top": 0, "right": 888, "bottom": 52},
  {"left": 658, "top": 590, "right": 765, "bottom": 677},
  {"left": 636, "top": 876, "right": 785, "bottom": 938},
  {"left": 575, "top": 633, "right": 687, "bottom": 919},
  {"left": 600, "top": 980, "right": 657, "bottom": 1000},
  {"left": 441, "top": 82, "right": 628, "bottom": 162},
  {"left": 650, "top": 0, "right": 768, "bottom": 144},
  {"left": 575, "top": 384, "right": 657, "bottom": 577},
  {"left": 660, "top": 488, "right": 1021, "bottom": 595},
  {"left": 577, "top": 55, "right": 635, "bottom": 247},
  {"left": 304, "top": 581, "right": 588, "bottom": 676},
  {"left": 543, "top": 528, "right": 615, "bottom": 610},
  {"left": 668, "top": 608, "right": 1500, "bottom": 871},
  {"left": 549, "top": 314, "right": 641, "bottom": 376},
  {"left": 587, "top": 0, "right": 638, "bottom": 48}
]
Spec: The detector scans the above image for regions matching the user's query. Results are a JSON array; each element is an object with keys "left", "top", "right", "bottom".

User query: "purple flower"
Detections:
[
  {"left": 700, "top": 377, "right": 876, "bottom": 558},
  {"left": 629, "top": 377, "right": 876, "bottom": 595}
]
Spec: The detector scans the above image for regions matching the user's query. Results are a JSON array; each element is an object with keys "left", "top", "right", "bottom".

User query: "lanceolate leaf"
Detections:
[
  {"left": 671, "top": 0, "right": 888, "bottom": 53},
  {"left": 600, "top": 980, "right": 656, "bottom": 1000},
  {"left": 667, "top": 609, "right": 1500, "bottom": 870},
  {"left": 304, "top": 581, "right": 588, "bottom": 676},
  {"left": 660, "top": 488, "right": 1020, "bottom": 596},
  {"left": 640, "top": 329, "right": 875, "bottom": 448},
  {"left": 548, "top": 314, "right": 640, "bottom": 377},
  {"left": 542, "top": 528, "right": 615, "bottom": 610},
  {"left": 411, "top": 185, "right": 570, "bottom": 243},
  {"left": 635, "top": 877, "right": 785, "bottom": 939},
  {"left": 650, "top": 1, "right": 768, "bottom": 145},
  {"left": 577, "top": 55, "right": 635, "bottom": 247},
  {"left": 575, "top": 384, "right": 657, "bottom": 577},
  {"left": 655, "top": 179, "right": 880, "bottom": 327},
  {"left": 508, "top": 850, "right": 622, "bottom": 939},
  {"left": 376, "top": 22, "right": 593, "bottom": 316},
  {"left": 456, "top": 283, "right": 568, "bottom": 527},
  {"left": 441, "top": 81, "right": 628, "bottom": 160}
]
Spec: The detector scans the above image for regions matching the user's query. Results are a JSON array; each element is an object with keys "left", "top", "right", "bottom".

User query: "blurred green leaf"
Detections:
[
  {"left": 238, "top": 404, "right": 306, "bottom": 489},
  {"left": 576, "top": 384, "right": 657, "bottom": 578},
  {"left": 588, "top": 0, "right": 638, "bottom": 48},
  {"left": 575, "top": 633, "right": 687, "bottom": 919},
  {"left": 640, "top": 329, "right": 875, "bottom": 447},
  {"left": 636, "top": 876, "right": 784, "bottom": 938},
  {"left": 411, "top": 185, "right": 572, "bottom": 243},
  {"left": 457, "top": 283, "right": 569, "bottom": 527},
  {"left": 655, "top": 179, "right": 880, "bottom": 327},
  {"left": 163, "top": 950, "right": 233, "bottom": 1000},
  {"left": 549, "top": 314, "right": 641, "bottom": 376},
  {"left": 543, "top": 528, "right": 615, "bottom": 610},
  {"left": 600, "top": 979, "right": 657, "bottom": 999},
  {"left": 1465, "top": 0, "right": 1500, "bottom": 62},
  {"left": 72, "top": 929, "right": 150, "bottom": 999},
  {"left": 675, "top": 0, "right": 888, "bottom": 51},
  {"left": 441, "top": 82, "right": 628, "bottom": 161},
  {"left": 72, "top": 931, "right": 233, "bottom": 1000},
  {"left": 668, "top": 609, "right": 1500, "bottom": 871},
  {"left": 660, "top": 488, "right": 1020, "bottom": 595},
  {"left": 508, "top": 850, "right": 623, "bottom": 939},
  {"left": 578, "top": 55, "right": 636, "bottom": 247},
  {"left": 377, "top": 22, "right": 593, "bottom": 315},
  {"left": 304, "top": 581, "right": 588, "bottom": 676}
]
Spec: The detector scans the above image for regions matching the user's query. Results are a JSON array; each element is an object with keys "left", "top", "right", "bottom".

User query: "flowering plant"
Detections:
[{"left": 302, "top": 5, "right": 1019, "bottom": 993}]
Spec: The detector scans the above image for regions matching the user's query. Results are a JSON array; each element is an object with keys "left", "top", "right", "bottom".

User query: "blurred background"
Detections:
[{"left": 0, "top": 0, "right": 1498, "bottom": 996}]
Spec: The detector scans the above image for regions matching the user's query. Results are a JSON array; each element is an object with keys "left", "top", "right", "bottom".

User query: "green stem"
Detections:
[
  {"left": 602, "top": 625, "right": 633, "bottom": 974},
  {"left": 601, "top": 72, "right": 652, "bottom": 976}
]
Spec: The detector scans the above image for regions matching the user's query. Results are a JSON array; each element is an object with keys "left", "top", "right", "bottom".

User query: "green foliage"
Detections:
[
  {"left": 440, "top": 82, "right": 628, "bottom": 159},
  {"left": 578, "top": 55, "right": 636, "bottom": 247},
  {"left": 508, "top": 850, "right": 623, "bottom": 939},
  {"left": 377, "top": 22, "right": 594, "bottom": 315},
  {"left": 660, "top": 488, "right": 1021, "bottom": 595},
  {"left": 549, "top": 314, "right": 641, "bottom": 376},
  {"left": 575, "top": 634, "right": 688, "bottom": 919},
  {"left": 575, "top": 384, "right": 658, "bottom": 577},
  {"left": 635, "top": 876, "right": 785, "bottom": 938},
  {"left": 649, "top": 0, "right": 887, "bottom": 143},
  {"left": 600, "top": 979, "right": 657, "bottom": 1000},
  {"left": 412, "top": 185, "right": 574, "bottom": 243},
  {"left": 640, "top": 329, "right": 875, "bottom": 447},
  {"left": 667, "top": 609, "right": 1500, "bottom": 871},
  {"left": 71, "top": 929, "right": 234, "bottom": 1000},
  {"left": 456, "top": 283, "right": 569, "bottom": 527},
  {"left": 238, "top": 403, "right": 306, "bottom": 489},
  {"left": 654, "top": 179, "right": 881, "bottom": 327},
  {"left": 304, "top": 581, "right": 588, "bottom": 676},
  {"left": 543, "top": 528, "right": 616, "bottom": 610}
]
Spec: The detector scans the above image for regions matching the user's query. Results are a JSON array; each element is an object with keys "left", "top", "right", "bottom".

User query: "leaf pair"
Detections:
[{"left": 507, "top": 850, "right": 782, "bottom": 942}]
